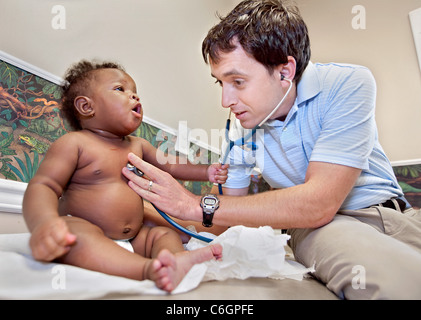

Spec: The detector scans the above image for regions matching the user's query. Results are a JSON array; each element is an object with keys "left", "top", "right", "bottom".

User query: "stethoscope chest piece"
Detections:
[{"left": 126, "top": 163, "right": 144, "bottom": 177}]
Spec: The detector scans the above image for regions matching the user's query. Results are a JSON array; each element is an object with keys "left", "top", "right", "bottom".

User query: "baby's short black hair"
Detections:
[{"left": 61, "top": 60, "right": 125, "bottom": 130}]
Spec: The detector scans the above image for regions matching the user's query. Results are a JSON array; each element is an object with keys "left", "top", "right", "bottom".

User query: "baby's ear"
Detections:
[{"left": 74, "top": 96, "right": 94, "bottom": 117}]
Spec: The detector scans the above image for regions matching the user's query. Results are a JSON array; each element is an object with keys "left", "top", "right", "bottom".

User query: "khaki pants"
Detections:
[{"left": 288, "top": 205, "right": 421, "bottom": 299}]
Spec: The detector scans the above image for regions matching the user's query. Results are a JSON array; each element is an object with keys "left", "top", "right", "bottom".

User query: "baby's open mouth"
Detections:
[{"left": 132, "top": 103, "right": 142, "bottom": 115}]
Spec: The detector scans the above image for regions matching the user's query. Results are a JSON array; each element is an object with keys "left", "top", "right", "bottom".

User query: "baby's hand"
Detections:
[
  {"left": 207, "top": 163, "right": 229, "bottom": 185},
  {"left": 29, "top": 217, "right": 76, "bottom": 262}
]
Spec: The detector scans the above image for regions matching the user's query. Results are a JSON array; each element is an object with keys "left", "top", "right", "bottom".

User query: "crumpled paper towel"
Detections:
[{"left": 186, "top": 225, "right": 314, "bottom": 282}]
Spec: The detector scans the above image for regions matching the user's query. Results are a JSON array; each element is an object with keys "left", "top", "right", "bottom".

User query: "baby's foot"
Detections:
[{"left": 148, "top": 244, "right": 222, "bottom": 292}]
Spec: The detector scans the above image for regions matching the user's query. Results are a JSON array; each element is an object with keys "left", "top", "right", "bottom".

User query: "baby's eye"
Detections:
[{"left": 115, "top": 86, "right": 124, "bottom": 91}]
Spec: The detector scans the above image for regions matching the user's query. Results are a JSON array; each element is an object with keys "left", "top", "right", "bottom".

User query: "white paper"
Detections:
[{"left": 187, "top": 225, "right": 313, "bottom": 282}]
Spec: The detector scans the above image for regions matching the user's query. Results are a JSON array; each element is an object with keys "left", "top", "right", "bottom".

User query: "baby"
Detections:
[{"left": 22, "top": 60, "right": 226, "bottom": 292}]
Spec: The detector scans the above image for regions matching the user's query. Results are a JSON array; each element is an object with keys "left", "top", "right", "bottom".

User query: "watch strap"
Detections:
[{"left": 202, "top": 212, "right": 214, "bottom": 228}]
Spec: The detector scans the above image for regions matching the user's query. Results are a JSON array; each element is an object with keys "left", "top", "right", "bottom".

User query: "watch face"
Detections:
[{"left": 204, "top": 198, "right": 216, "bottom": 205}]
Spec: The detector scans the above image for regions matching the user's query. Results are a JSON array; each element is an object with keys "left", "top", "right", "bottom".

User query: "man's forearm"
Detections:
[{"left": 196, "top": 184, "right": 336, "bottom": 230}]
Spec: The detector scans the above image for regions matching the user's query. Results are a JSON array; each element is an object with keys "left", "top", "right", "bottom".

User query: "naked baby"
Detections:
[{"left": 22, "top": 60, "right": 225, "bottom": 292}]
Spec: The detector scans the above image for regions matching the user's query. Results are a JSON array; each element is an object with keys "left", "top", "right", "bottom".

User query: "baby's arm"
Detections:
[
  {"left": 23, "top": 134, "right": 79, "bottom": 261},
  {"left": 140, "top": 139, "right": 228, "bottom": 183}
]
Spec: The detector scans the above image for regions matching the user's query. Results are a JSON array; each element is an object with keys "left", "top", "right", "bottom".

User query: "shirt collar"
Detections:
[
  {"left": 296, "top": 61, "right": 322, "bottom": 105},
  {"left": 262, "top": 62, "right": 321, "bottom": 128}
]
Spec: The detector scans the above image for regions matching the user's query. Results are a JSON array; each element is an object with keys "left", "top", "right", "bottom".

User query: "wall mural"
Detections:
[
  {"left": 0, "top": 58, "right": 419, "bottom": 208},
  {"left": 394, "top": 165, "right": 421, "bottom": 209},
  {"left": 0, "top": 60, "right": 63, "bottom": 181}
]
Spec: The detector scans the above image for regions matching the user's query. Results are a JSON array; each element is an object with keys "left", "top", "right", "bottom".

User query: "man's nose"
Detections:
[{"left": 221, "top": 87, "right": 237, "bottom": 109}]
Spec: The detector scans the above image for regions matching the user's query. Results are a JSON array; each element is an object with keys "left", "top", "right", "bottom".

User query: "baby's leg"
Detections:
[
  {"left": 148, "top": 245, "right": 223, "bottom": 292},
  {"left": 131, "top": 225, "right": 185, "bottom": 258},
  {"left": 131, "top": 225, "right": 223, "bottom": 292},
  {"left": 58, "top": 216, "right": 154, "bottom": 281}
]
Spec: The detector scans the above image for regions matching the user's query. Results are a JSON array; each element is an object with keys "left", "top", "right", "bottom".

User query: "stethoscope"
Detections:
[
  {"left": 129, "top": 76, "right": 293, "bottom": 243},
  {"left": 218, "top": 76, "right": 293, "bottom": 194},
  {"left": 126, "top": 164, "right": 216, "bottom": 242}
]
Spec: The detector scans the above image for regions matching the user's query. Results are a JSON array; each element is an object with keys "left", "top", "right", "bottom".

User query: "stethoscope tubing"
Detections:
[
  {"left": 218, "top": 78, "right": 293, "bottom": 192},
  {"left": 152, "top": 203, "right": 214, "bottom": 243}
]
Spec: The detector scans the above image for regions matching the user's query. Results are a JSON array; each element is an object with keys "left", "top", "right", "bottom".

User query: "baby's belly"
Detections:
[{"left": 59, "top": 182, "right": 144, "bottom": 240}]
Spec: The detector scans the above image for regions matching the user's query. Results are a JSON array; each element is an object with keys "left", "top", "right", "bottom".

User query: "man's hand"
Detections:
[{"left": 123, "top": 153, "right": 202, "bottom": 222}]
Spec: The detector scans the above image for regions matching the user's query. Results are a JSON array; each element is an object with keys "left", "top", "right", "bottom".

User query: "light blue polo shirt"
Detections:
[{"left": 221, "top": 62, "right": 404, "bottom": 210}]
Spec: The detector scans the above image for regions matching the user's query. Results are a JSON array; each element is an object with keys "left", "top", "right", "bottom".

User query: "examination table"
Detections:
[{"left": 0, "top": 180, "right": 337, "bottom": 301}]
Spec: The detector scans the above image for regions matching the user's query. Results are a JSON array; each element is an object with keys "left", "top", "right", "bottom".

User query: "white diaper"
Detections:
[
  {"left": 66, "top": 215, "right": 135, "bottom": 253},
  {"left": 114, "top": 239, "right": 134, "bottom": 253}
]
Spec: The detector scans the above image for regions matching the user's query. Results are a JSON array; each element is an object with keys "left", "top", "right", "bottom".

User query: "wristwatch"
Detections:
[{"left": 200, "top": 194, "right": 220, "bottom": 227}]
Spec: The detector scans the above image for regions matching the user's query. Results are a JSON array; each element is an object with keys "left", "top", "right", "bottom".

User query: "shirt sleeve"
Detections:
[{"left": 309, "top": 65, "right": 377, "bottom": 170}]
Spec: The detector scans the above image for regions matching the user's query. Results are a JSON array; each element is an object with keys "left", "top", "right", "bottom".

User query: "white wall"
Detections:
[
  {"left": 296, "top": 0, "right": 421, "bottom": 163},
  {"left": 0, "top": 0, "right": 239, "bottom": 153},
  {"left": 1, "top": 0, "right": 420, "bottom": 162}
]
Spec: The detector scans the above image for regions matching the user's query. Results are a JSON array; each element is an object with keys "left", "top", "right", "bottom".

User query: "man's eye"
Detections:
[{"left": 214, "top": 80, "right": 222, "bottom": 87}]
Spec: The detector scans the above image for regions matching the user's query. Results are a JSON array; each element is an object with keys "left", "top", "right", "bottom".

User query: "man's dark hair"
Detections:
[
  {"left": 202, "top": 0, "right": 310, "bottom": 82},
  {"left": 61, "top": 60, "right": 125, "bottom": 130}
]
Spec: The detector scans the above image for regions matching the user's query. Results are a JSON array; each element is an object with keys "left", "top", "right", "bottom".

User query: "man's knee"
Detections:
[{"left": 344, "top": 262, "right": 421, "bottom": 299}]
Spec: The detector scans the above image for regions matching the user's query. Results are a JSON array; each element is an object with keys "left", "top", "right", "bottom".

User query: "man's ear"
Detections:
[
  {"left": 276, "top": 56, "right": 297, "bottom": 82},
  {"left": 74, "top": 96, "right": 94, "bottom": 117}
]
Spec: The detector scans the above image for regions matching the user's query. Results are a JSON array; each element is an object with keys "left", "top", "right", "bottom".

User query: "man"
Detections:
[{"left": 123, "top": 0, "right": 421, "bottom": 299}]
